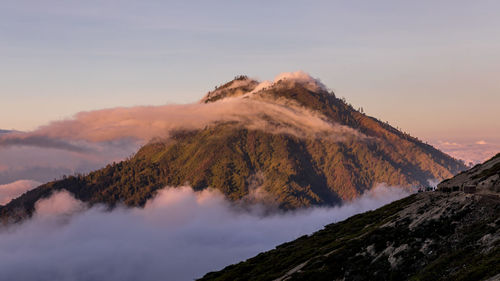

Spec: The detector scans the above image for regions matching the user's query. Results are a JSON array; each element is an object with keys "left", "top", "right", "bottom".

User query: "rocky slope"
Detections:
[
  {"left": 438, "top": 153, "right": 500, "bottom": 193},
  {"left": 0, "top": 73, "right": 465, "bottom": 222},
  {"left": 200, "top": 154, "right": 500, "bottom": 281}
]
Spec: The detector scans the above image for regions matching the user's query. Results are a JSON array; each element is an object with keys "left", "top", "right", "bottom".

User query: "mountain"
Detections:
[
  {"left": 0, "top": 73, "right": 466, "bottom": 222},
  {"left": 200, "top": 154, "right": 500, "bottom": 281},
  {"left": 438, "top": 153, "right": 500, "bottom": 193}
]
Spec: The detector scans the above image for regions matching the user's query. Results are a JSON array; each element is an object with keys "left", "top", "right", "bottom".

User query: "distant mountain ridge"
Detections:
[{"left": 0, "top": 73, "right": 466, "bottom": 222}]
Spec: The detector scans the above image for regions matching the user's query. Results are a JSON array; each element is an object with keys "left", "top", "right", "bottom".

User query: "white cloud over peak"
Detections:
[
  {"left": 273, "top": 71, "right": 328, "bottom": 91},
  {"left": 1, "top": 89, "right": 358, "bottom": 149}
]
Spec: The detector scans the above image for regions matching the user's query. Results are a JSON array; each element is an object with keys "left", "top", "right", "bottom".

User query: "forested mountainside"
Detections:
[{"left": 0, "top": 75, "right": 465, "bottom": 223}]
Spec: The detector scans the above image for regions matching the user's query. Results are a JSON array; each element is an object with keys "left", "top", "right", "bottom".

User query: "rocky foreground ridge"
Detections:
[
  {"left": 200, "top": 154, "right": 500, "bottom": 281},
  {"left": 438, "top": 153, "right": 500, "bottom": 193}
]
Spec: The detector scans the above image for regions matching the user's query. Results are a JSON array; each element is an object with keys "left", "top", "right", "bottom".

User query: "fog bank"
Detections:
[{"left": 0, "top": 185, "right": 411, "bottom": 281}]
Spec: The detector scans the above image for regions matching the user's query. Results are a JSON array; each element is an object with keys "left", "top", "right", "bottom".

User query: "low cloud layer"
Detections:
[
  {"left": 0, "top": 142, "right": 140, "bottom": 185},
  {"left": 0, "top": 97, "right": 357, "bottom": 148},
  {"left": 433, "top": 139, "right": 500, "bottom": 165},
  {"left": 0, "top": 185, "right": 411, "bottom": 281},
  {"left": 0, "top": 135, "right": 87, "bottom": 152},
  {"left": 0, "top": 180, "right": 41, "bottom": 205}
]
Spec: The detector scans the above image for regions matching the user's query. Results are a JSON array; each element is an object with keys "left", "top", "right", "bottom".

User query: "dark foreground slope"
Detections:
[
  {"left": 438, "top": 153, "right": 500, "bottom": 193},
  {"left": 0, "top": 75, "right": 465, "bottom": 223},
  {"left": 200, "top": 155, "right": 500, "bottom": 281}
]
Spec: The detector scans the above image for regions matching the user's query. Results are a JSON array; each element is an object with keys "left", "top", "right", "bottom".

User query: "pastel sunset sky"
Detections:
[{"left": 1, "top": 0, "right": 499, "bottom": 163}]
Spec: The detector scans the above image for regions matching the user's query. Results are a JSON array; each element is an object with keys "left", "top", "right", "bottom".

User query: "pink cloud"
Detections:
[
  {"left": 0, "top": 180, "right": 41, "bottom": 205},
  {"left": 432, "top": 139, "right": 500, "bottom": 165}
]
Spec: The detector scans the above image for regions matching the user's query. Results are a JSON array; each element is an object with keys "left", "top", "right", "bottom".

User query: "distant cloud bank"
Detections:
[{"left": 433, "top": 139, "right": 500, "bottom": 165}]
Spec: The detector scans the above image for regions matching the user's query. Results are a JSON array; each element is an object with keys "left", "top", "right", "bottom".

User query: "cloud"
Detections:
[
  {"left": 440, "top": 141, "right": 460, "bottom": 146},
  {"left": 0, "top": 93, "right": 365, "bottom": 150},
  {"left": 239, "top": 71, "right": 327, "bottom": 98},
  {"left": 0, "top": 142, "right": 140, "bottom": 185},
  {"left": 0, "top": 134, "right": 88, "bottom": 152},
  {"left": 0, "top": 130, "right": 13, "bottom": 135},
  {"left": 426, "top": 179, "right": 440, "bottom": 188},
  {"left": 0, "top": 180, "right": 41, "bottom": 205},
  {"left": 34, "top": 190, "right": 85, "bottom": 218},
  {"left": 0, "top": 185, "right": 411, "bottom": 281},
  {"left": 273, "top": 71, "right": 328, "bottom": 92},
  {"left": 433, "top": 139, "right": 500, "bottom": 165}
]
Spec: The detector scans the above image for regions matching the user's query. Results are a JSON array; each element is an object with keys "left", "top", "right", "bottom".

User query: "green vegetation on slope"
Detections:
[{"left": 200, "top": 192, "right": 500, "bottom": 281}]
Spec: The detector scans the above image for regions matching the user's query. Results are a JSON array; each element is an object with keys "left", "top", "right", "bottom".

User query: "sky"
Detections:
[
  {"left": 1, "top": 1, "right": 499, "bottom": 160},
  {"left": 0, "top": 3, "right": 497, "bottom": 277}
]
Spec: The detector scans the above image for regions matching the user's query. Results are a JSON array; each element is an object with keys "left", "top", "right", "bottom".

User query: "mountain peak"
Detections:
[
  {"left": 201, "top": 71, "right": 330, "bottom": 104},
  {"left": 1, "top": 72, "right": 467, "bottom": 222},
  {"left": 201, "top": 75, "right": 259, "bottom": 103},
  {"left": 272, "top": 71, "right": 328, "bottom": 92}
]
